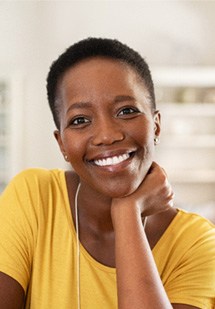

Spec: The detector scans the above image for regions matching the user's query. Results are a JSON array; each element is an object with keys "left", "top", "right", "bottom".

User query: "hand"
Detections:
[{"left": 111, "top": 162, "right": 174, "bottom": 217}]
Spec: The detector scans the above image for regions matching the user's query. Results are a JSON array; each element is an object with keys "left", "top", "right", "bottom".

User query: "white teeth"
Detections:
[{"left": 94, "top": 153, "right": 130, "bottom": 166}]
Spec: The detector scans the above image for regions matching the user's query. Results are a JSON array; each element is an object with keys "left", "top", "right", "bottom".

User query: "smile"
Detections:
[{"left": 93, "top": 153, "right": 131, "bottom": 167}]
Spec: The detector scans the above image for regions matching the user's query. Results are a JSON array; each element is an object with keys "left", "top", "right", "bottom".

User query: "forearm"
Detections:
[{"left": 112, "top": 205, "right": 172, "bottom": 309}]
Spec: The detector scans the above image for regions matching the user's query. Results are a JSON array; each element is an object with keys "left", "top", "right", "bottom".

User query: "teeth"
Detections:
[{"left": 94, "top": 153, "right": 130, "bottom": 166}]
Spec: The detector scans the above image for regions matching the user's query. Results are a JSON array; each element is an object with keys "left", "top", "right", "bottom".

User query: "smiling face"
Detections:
[{"left": 55, "top": 57, "right": 160, "bottom": 198}]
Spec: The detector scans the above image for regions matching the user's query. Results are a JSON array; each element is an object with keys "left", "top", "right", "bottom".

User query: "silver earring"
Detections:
[
  {"left": 154, "top": 136, "right": 160, "bottom": 145},
  {"left": 64, "top": 154, "right": 69, "bottom": 161}
]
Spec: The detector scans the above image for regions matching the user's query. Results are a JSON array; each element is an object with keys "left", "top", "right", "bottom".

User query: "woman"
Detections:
[{"left": 0, "top": 38, "right": 214, "bottom": 309}]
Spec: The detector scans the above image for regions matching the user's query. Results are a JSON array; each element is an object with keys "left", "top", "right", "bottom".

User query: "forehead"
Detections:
[
  {"left": 60, "top": 57, "right": 145, "bottom": 88},
  {"left": 57, "top": 57, "right": 150, "bottom": 106},
  {"left": 63, "top": 56, "right": 141, "bottom": 80}
]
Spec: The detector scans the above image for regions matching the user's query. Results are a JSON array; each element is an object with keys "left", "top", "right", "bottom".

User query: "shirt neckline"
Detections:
[{"left": 59, "top": 169, "right": 181, "bottom": 272}]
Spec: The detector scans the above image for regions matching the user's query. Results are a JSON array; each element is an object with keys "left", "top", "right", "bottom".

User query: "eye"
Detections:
[
  {"left": 70, "top": 116, "right": 90, "bottom": 127},
  {"left": 117, "top": 107, "right": 140, "bottom": 117}
]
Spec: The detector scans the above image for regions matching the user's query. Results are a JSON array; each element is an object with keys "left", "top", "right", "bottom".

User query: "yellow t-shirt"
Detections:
[{"left": 0, "top": 168, "right": 215, "bottom": 309}]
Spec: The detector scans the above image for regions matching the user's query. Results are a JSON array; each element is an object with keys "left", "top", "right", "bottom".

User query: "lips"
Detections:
[
  {"left": 89, "top": 151, "right": 135, "bottom": 167},
  {"left": 94, "top": 153, "right": 130, "bottom": 166}
]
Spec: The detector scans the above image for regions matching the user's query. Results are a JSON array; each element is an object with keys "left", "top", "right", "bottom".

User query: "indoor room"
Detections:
[{"left": 0, "top": 0, "right": 215, "bottom": 222}]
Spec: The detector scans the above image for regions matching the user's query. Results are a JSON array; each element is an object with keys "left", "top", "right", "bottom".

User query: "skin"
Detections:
[
  {"left": 0, "top": 57, "right": 200, "bottom": 308},
  {"left": 56, "top": 57, "right": 158, "bottom": 199},
  {"left": 55, "top": 57, "right": 200, "bottom": 309}
]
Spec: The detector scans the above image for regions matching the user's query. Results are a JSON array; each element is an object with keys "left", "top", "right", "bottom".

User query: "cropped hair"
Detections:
[{"left": 46, "top": 37, "right": 156, "bottom": 129}]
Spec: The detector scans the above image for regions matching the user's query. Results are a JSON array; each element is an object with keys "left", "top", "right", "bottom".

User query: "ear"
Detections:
[
  {"left": 153, "top": 110, "right": 161, "bottom": 137},
  {"left": 54, "top": 130, "right": 69, "bottom": 161}
]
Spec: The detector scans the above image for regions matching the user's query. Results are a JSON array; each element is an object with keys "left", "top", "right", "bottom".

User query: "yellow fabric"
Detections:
[{"left": 0, "top": 168, "right": 214, "bottom": 309}]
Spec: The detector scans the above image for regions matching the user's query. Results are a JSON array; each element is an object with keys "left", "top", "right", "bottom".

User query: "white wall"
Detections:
[{"left": 0, "top": 0, "right": 215, "bottom": 172}]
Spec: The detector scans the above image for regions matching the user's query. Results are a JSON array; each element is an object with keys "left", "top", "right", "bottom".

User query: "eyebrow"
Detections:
[
  {"left": 114, "top": 95, "right": 136, "bottom": 103},
  {"left": 66, "top": 95, "right": 136, "bottom": 114},
  {"left": 66, "top": 102, "right": 92, "bottom": 114}
]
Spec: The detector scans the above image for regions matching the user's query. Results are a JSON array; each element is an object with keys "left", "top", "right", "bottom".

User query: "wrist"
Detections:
[{"left": 111, "top": 199, "right": 142, "bottom": 229}]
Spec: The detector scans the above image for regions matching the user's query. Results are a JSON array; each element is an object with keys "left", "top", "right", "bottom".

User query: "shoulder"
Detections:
[
  {"left": 10, "top": 167, "right": 63, "bottom": 183},
  {"left": 0, "top": 168, "right": 69, "bottom": 208},
  {"left": 4, "top": 168, "right": 65, "bottom": 191},
  {"left": 154, "top": 208, "right": 215, "bottom": 260},
  {"left": 176, "top": 209, "right": 215, "bottom": 236},
  {"left": 0, "top": 168, "right": 75, "bottom": 227},
  {"left": 166, "top": 209, "right": 215, "bottom": 263}
]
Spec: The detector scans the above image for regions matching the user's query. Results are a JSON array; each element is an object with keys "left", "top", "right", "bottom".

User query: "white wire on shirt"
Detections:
[{"left": 75, "top": 183, "right": 81, "bottom": 309}]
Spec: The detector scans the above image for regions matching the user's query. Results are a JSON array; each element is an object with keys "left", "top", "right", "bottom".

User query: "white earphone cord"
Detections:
[{"left": 75, "top": 183, "right": 81, "bottom": 309}]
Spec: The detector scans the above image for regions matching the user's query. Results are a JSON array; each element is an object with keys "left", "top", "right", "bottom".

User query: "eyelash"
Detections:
[
  {"left": 69, "top": 107, "right": 140, "bottom": 128},
  {"left": 70, "top": 116, "right": 90, "bottom": 126},
  {"left": 117, "top": 106, "right": 140, "bottom": 116}
]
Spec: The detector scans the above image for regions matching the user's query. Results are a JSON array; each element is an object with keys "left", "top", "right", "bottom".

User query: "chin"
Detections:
[{"left": 99, "top": 177, "right": 143, "bottom": 199}]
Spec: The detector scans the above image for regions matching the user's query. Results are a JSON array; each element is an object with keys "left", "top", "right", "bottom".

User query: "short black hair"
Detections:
[{"left": 46, "top": 37, "right": 156, "bottom": 129}]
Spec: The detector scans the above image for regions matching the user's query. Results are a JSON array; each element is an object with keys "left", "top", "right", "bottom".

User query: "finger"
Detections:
[{"left": 147, "top": 161, "right": 160, "bottom": 174}]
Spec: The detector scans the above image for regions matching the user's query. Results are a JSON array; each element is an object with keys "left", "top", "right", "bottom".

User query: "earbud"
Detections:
[{"left": 154, "top": 136, "right": 160, "bottom": 145}]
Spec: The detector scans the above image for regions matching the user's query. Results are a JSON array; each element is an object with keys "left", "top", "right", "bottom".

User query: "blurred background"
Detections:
[{"left": 0, "top": 0, "right": 215, "bottom": 222}]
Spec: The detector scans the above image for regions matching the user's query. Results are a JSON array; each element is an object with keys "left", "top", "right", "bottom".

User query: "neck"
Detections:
[{"left": 77, "top": 180, "right": 114, "bottom": 233}]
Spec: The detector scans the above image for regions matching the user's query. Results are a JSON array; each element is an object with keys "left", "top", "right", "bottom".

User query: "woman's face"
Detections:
[{"left": 55, "top": 57, "right": 160, "bottom": 198}]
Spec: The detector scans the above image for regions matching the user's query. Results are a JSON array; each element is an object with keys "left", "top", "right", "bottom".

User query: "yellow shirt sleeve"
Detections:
[
  {"left": 153, "top": 210, "right": 215, "bottom": 309},
  {"left": 0, "top": 169, "right": 40, "bottom": 292},
  {"left": 168, "top": 229, "right": 215, "bottom": 308}
]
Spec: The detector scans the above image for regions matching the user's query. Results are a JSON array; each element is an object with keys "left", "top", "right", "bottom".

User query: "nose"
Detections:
[{"left": 92, "top": 118, "right": 125, "bottom": 146}]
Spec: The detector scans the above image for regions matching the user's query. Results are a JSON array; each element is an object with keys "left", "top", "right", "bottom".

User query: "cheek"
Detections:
[
  {"left": 134, "top": 120, "right": 154, "bottom": 147},
  {"left": 133, "top": 123, "right": 156, "bottom": 166},
  {"left": 63, "top": 134, "right": 86, "bottom": 161}
]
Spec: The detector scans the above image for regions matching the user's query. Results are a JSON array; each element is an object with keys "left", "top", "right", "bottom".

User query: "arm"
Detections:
[
  {"left": 112, "top": 204, "right": 172, "bottom": 308},
  {"left": 111, "top": 162, "right": 200, "bottom": 309},
  {"left": 0, "top": 272, "right": 25, "bottom": 309},
  {"left": 0, "top": 170, "right": 38, "bottom": 308}
]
